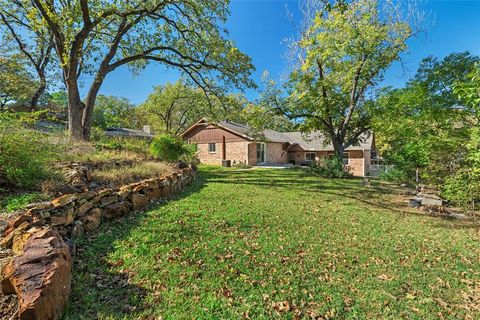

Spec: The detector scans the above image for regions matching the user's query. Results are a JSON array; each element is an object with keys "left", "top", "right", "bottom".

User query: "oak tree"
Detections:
[{"left": 0, "top": 0, "right": 254, "bottom": 139}]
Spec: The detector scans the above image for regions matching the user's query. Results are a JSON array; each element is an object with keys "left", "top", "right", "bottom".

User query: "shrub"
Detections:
[
  {"left": 308, "top": 157, "right": 350, "bottom": 178},
  {"left": 0, "top": 112, "right": 57, "bottom": 189},
  {"left": 378, "top": 167, "right": 409, "bottom": 183},
  {"left": 150, "top": 135, "right": 196, "bottom": 163},
  {"left": 233, "top": 162, "right": 252, "bottom": 169}
]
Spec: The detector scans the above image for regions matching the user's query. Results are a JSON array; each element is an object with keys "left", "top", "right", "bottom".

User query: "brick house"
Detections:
[{"left": 180, "top": 118, "right": 375, "bottom": 176}]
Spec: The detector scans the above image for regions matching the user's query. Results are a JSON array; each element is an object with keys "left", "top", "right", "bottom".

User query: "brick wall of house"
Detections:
[
  {"left": 287, "top": 149, "right": 367, "bottom": 176},
  {"left": 266, "top": 142, "right": 288, "bottom": 164},
  {"left": 248, "top": 143, "right": 257, "bottom": 166},
  {"left": 345, "top": 150, "right": 365, "bottom": 177},
  {"left": 197, "top": 141, "right": 249, "bottom": 165}
]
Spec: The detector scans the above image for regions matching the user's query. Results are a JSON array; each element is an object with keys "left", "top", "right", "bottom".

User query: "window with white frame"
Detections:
[
  {"left": 208, "top": 143, "right": 216, "bottom": 153},
  {"left": 305, "top": 152, "right": 316, "bottom": 161}
]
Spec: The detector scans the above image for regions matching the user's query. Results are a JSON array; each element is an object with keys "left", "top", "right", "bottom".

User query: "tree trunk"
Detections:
[
  {"left": 30, "top": 72, "right": 46, "bottom": 112},
  {"left": 82, "top": 74, "right": 105, "bottom": 139},
  {"left": 66, "top": 80, "right": 85, "bottom": 140}
]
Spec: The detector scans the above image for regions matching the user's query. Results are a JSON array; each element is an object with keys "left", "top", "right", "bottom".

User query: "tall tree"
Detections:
[
  {"left": 0, "top": 4, "right": 54, "bottom": 111},
  {"left": 0, "top": 55, "right": 36, "bottom": 110},
  {"left": 275, "top": 0, "right": 414, "bottom": 157},
  {"left": 93, "top": 95, "right": 138, "bottom": 129},
  {"left": 0, "top": 0, "right": 254, "bottom": 140},
  {"left": 137, "top": 80, "right": 247, "bottom": 135},
  {"left": 372, "top": 52, "right": 479, "bottom": 182}
]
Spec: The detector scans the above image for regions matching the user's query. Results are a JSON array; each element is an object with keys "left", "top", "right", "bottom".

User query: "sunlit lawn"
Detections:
[{"left": 64, "top": 167, "right": 480, "bottom": 319}]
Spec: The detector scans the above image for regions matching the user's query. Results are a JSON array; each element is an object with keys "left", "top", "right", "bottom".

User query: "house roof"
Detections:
[
  {"left": 104, "top": 127, "right": 154, "bottom": 139},
  {"left": 180, "top": 118, "right": 373, "bottom": 151}
]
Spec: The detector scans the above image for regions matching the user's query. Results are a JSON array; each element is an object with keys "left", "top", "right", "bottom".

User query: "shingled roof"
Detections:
[{"left": 215, "top": 120, "right": 373, "bottom": 151}]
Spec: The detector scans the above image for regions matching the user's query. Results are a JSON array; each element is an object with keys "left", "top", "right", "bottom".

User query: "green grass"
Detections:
[
  {"left": 0, "top": 192, "right": 45, "bottom": 213},
  {"left": 64, "top": 167, "right": 480, "bottom": 319}
]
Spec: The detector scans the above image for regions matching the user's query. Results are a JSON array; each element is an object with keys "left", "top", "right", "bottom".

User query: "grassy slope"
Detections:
[{"left": 64, "top": 167, "right": 480, "bottom": 319}]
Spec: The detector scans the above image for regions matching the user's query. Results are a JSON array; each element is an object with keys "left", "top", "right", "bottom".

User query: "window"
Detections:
[
  {"left": 305, "top": 153, "right": 316, "bottom": 161},
  {"left": 342, "top": 152, "right": 349, "bottom": 165},
  {"left": 208, "top": 143, "right": 216, "bottom": 153}
]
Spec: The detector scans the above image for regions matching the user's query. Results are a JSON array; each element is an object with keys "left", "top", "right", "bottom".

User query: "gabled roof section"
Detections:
[{"left": 179, "top": 118, "right": 374, "bottom": 151}]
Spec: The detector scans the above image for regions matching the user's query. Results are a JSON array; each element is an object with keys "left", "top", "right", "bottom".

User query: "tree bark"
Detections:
[
  {"left": 82, "top": 73, "right": 106, "bottom": 139},
  {"left": 66, "top": 79, "right": 85, "bottom": 140},
  {"left": 30, "top": 71, "right": 46, "bottom": 112}
]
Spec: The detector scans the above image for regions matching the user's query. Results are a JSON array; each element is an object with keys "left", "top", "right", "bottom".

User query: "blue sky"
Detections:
[{"left": 92, "top": 0, "right": 480, "bottom": 104}]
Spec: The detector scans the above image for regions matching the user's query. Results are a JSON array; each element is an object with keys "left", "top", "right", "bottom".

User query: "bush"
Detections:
[
  {"left": 150, "top": 135, "right": 197, "bottom": 163},
  {"left": 233, "top": 162, "right": 252, "bottom": 169},
  {"left": 378, "top": 167, "right": 409, "bottom": 183},
  {"left": 0, "top": 112, "right": 58, "bottom": 189},
  {"left": 308, "top": 157, "right": 350, "bottom": 178}
]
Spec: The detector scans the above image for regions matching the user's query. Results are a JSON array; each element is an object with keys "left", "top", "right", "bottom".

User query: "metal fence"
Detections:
[{"left": 368, "top": 164, "right": 395, "bottom": 177}]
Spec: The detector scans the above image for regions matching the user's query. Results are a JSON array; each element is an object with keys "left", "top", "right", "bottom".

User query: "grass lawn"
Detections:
[{"left": 64, "top": 167, "right": 480, "bottom": 319}]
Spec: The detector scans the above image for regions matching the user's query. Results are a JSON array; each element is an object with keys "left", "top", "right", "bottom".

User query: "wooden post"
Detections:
[{"left": 222, "top": 136, "right": 226, "bottom": 160}]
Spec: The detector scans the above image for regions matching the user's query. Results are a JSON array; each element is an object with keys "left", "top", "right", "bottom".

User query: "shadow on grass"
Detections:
[
  {"left": 63, "top": 173, "right": 209, "bottom": 319},
  {"left": 206, "top": 167, "right": 479, "bottom": 228}
]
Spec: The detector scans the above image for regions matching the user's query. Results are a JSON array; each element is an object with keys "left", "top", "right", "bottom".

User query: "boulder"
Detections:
[
  {"left": 79, "top": 208, "right": 101, "bottom": 231},
  {"left": 12, "top": 231, "right": 32, "bottom": 255},
  {"left": 117, "top": 186, "right": 132, "bottom": 200},
  {"left": 26, "top": 201, "right": 53, "bottom": 210},
  {"left": 77, "top": 190, "right": 96, "bottom": 201},
  {"left": 100, "top": 195, "right": 118, "bottom": 207},
  {"left": 141, "top": 178, "right": 159, "bottom": 189},
  {"left": 51, "top": 194, "right": 77, "bottom": 208},
  {"left": 97, "top": 189, "right": 112, "bottom": 197},
  {"left": 103, "top": 202, "right": 131, "bottom": 220},
  {"left": 1, "top": 221, "right": 31, "bottom": 248},
  {"left": 421, "top": 197, "right": 443, "bottom": 207},
  {"left": 145, "top": 188, "right": 162, "bottom": 201},
  {"left": 132, "top": 185, "right": 145, "bottom": 193},
  {"left": 3, "top": 214, "right": 32, "bottom": 237},
  {"left": 131, "top": 194, "right": 149, "bottom": 210},
  {"left": 76, "top": 201, "right": 94, "bottom": 217},
  {"left": 50, "top": 209, "right": 74, "bottom": 226},
  {"left": 1, "top": 228, "right": 72, "bottom": 320}
]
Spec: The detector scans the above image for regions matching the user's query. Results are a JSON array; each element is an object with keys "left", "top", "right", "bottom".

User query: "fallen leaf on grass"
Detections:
[{"left": 272, "top": 301, "right": 291, "bottom": 312}]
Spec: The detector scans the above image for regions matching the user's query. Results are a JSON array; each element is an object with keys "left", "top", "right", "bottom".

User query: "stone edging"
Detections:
[{"left": 0, "top": 165, "right": 196, "bottom": 319}]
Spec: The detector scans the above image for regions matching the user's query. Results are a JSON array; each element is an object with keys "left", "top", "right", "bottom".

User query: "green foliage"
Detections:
[
  {"left": 308, "top": 157, "right": 350, "bottom": 178},
  {"left": 379, "top": 168, "right": 409, "bottom": 183},
  {"left": 93, "top": 95, "right": 138, "bottom": 129},
  {"left": 372, "top": 52, "right": 479, "bottom": 184},
  {"left": 442, "top": 65, "right": 480, "bottom": 209},
  {"left": 0, "top": 55, "right": 36, "bottom": 109},
  {"left": 0, "top": 112, "right": 57, "bottom": 189},
  {"left": 281, "top": 0, "right": 412, "bottom": 153},
  {"left": 0, "top": 0, "right": 254, "bottom": 139},
  {"left": 150, "top": 135, "right": 194, "bottom": 163},
  {"left": 1, "top": 193, "right": 44, "bottom": 212},
  {"left": 137, "top": 80, "right": 250, "bottom": 135}
]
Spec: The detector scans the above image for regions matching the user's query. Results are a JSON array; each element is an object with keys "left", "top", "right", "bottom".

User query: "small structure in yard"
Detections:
[{"left": 180, "top": 118, "right": 376, "bottom": 177}]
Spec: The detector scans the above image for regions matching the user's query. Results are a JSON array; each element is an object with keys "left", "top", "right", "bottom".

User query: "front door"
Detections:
[{"left": 256, "top": 143, "right": 266, "bottom": 163}]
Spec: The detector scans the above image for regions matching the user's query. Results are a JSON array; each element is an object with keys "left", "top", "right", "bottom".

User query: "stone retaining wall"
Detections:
[{"left": 0, "top": 164, "right": 196, "bottom": 320}]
